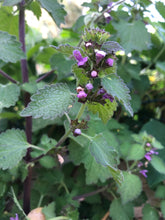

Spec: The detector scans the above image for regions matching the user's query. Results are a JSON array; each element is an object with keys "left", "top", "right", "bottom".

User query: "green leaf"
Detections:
[
  {"left": 142, "top": 204, "right": 159, "bottom": 220},
  {"left": 20, "top": 83, "right": 74, "bottom": 120},
  {"left": 115, "top": 20, "right": 151, "bottom": 53},
  {"left": 102, "top": 74, "right": 133, "bottom": 116},
  {"left": 161, "top": 200, "right": 165, "bottom": 218},
  {"left": 0, "top": 129, "right": 30, "bottom": 170},
  {"left": 0, "top": 7, "right": 19, "bottom": 38},
  {"left": 0, "top": 31, "right": 25, "bottom": 63},
  {"left": 50, "top": 54, "right": 74, "bottom": 80},
  {"left": 130, "top": 94, "right": 141, "bottom": 113},
  {"left": 89, "top": 134, "right": 118, "bottom": 167},
  {"left": 51, "top": 44, "right": 80, "bottom": 56},
  {"left": 127, "top": 144, "right": 145, "bottom": 161},
  {"left": 72, "top": 64, "right": 89, "bottom": 85},
  {"left": 110, "top": 198, "right": 134, "bottom": 220},
  {"left": 156, "top": 2, "right": 165, "bottom": 19},
  {"left": 68, "top": 140, "right": 111, "bottom": 184},
  {"left": 118, "top": 172, "right": 142, "bottom": 204},
  {"left": 0, "top": 84, "right": 20, "bottom": 113},
  {"left": 155, "top": 185, "right": 165, "bottom": 199},
  {"left": 156, "top": 61, "right": 165, "bottom": 75},
  {"left": 27, "top": 1, "right": 42, "bottom": 20},
  {"left": 2, "top": 0, "right": 22, "bottom": 6},
  {"left": 42, "top": 202, "right": 56, "bottom": 219},
  {"left": 101, "top": 41, "right": 124, "bottom": 54},
  {"left": 38, "top": 0, "right": 67, "bottom": 27},
  {"left": 150, "top": 156, "right": 165, "bottom": 174},
  {"left": 108, "top": 166, "right": 124, "bottom": 185},
  {"left": 87, "top": 99, "right": 117, "bottom": 124},
  {"left": 39, "top": 156, "right": 56, "bottom": 169}
]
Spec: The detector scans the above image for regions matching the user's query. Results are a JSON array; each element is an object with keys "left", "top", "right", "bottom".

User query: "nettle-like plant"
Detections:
[{"left": 0, "top": 0, "right": 165, "bottom": 219}]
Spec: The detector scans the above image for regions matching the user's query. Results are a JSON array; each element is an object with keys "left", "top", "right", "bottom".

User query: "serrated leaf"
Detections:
[
  {"left": 115, "top": 20, "right": 151, "bottom": 53},
  {"left": 0, "top": 84, "right": 20, "bottom": 113},
  {"left": 72, "top": 64, "right": 89, "bottom": 85},
  {"left": 27, "top": 1, "right": 42, "bottom": 20},
  {"left": 0, "top": 31, "right": 25, "bottom": 63},
  {"left": 51, "top": 44, "right": 80, "bottom": 56},
  {"left": 0, "top": 7, "right": 19, "bottom": 38},
  {"left": 42, "top": 202, "right": 55, "bottom": 219},
  {"left": 108, "top": 166, "right": 124, "bottom": 185},
  {"left": 118, "top": 172, "right": 142, "bottom": 204},
  {"left": 20, "top": 83, "right": 74, "bottom": 120},
  {"left": 101, "top": 41, "right": 124, "bottom": 54},
  {"left": 87, "top": 99, "right": 117, "bottom": 124},
  {"left": 150, "top": 156, "right": 165, "bottom": 174},
  {"left": 0, "top": 129, "right": 30, "bottom": 170},
  {"left": 142, "top": 204, "right": 159, "bottom": 220},
  {"left": 110, "top": 198, "right": 134, "bottom": 220},
  {"left": 156, "top": 2, "right": 165, "bottom": 19},
  {"left": 127, "top": 144, "right": 145, "bottom": 161},
  {"left": 68, "top": 140, "right": 111, "bottom": 184},
  {"left": 89, "top": 134, "right": 118, "bottom": 167},
  {"left": 2, "top": 0, "right": 22, "bottom": 6},
  {"left": 102, "top": 74, "right": 133, "bottom": 116},
  {"left": 38, "top": 0, "right": 67, "bottom": 27}
]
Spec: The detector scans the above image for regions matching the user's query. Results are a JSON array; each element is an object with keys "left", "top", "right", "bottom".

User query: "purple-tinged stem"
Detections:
[
  {"left": 36, "top": 69, "right": 55, "bottom": 83},
  {"left": 19, "top": 0, "right": 32, "bottom": 214},
  {"left": 0, "top": 69, "right": 18, "bottom": 84}
]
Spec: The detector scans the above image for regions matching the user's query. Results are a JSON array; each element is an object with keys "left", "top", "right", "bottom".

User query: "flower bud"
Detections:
[
  {"left": 77, "top": 91, "right": 87, "bottom": 99},
  {"left": 74, "top": 128, "right": 81, "bottom": 136},
  {"left": 86, "top": 83, "right": 93, "bottom": 90},
  {"left": 106, "top": 58, "right": 114, "bottom": 67},
  {"left": 91, "top": 70, "right": 98, "bottom": 78}
]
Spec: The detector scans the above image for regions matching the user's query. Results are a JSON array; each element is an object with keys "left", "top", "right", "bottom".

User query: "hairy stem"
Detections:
[
  {"left": 36, "top": 69, "right": 55, "bottom": 83},
  {"left": 19, "top": 0, "right": 32, "bottom": 214},
  {"left": 0, "top": 69, "right": 18, "bottom": 84}
]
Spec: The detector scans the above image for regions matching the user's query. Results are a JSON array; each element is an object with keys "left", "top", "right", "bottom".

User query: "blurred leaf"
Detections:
[
  {"left": 0, "top": 129, "right": 30, "bottom": 170},
  {"left": 0, "top": 182, "right": 6, "bottom": 197},
  {"left": 87, "top": 100, "right": 117, "bottom": 124},
  {"left": 2, "top": 0, "right": 22, "bottom": 6},
  {"left": 21, "top": 81, "right": 38, "bottom": 94},
  {"left": 0, "top": 7, "right": 19, "bottom": 38},
  {"left": 42, "top": 202, "right": 56, "bottom": 219},
  {"left": 118, "top": 172, "right": 142, "bottom": 204},
  {"left": 156, "top": 61, "right": 165, "bottom": 75},
  {"left": 102, "top": 74, "right": 133, "bottom": 116},
  {"left": 130, "top": 94, "right": 141, "bottom": 113},
  {"left": 133, "top": 75, "right": 150, "bottom": 96},
  {"left": 115, "top": 20, "right": 151, "bottom": 53},
  {"left": 101, "top": 41, "right": 124, "bottom": 53},
  {"left": 38, "top": 0, "right": 67, "bottom": 27},
  {"left": 127, "top": 144, "right": 145, "bottom": 161},
  {"left": 0, "top": 31, "right": 25, "bottom": 63},
  {"left": 51, "top": 44, "right": 81, "bottom": 56},
  {"left": 0, "top": 84, "right": 20, "bottom": 113},
  {"left": 155, "top": 185, "right": 165, "bottom": 199},
  {"left": 20, "top": 83, "right": 74, "bottom": 120},
  {"left": 39, "top": 156, "right": 56, "bottom": 169},
  {"left": 68, "top": 140, "right": 111, "bottom": 184},
  {"left": 110, "top": 198, "right": 134, "bottom": 220},
  {"left": 72, "top": 64, "right": 89, "bottom": 85},
  {"left": 50, "top": 54, "right": 74, "bottom": 80},
  {"left": 27, "top": 1, "right": 42, "bottom": 20},
  {"left": 150, "top": 156, "right": 165, "bottom": 174},
  {"left": 142, "top": 204, "right": 159, "bottom": 220},
  {"left": 161, "top": 200, "right": 165, "bottom": 218},
  {"left": 156, "top": 1, "right": 165, "bottom": 19}
]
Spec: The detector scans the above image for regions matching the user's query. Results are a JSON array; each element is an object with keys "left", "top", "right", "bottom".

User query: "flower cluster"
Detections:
[
  {"left": 138, "top": 142, "right": 159, "bottom": 178},
  {"left": 71, "top": 119, "right": 88, "bottom": 137},
  {"left": 10, "top": 214, "right": 19, "bottom": 220}
]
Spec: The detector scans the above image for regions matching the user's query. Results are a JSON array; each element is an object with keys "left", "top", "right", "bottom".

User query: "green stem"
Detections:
[
  {"left": 37, "top": 194, "right": 44, "bottom": 207},
  {"left": 81, "top": 132, "right": 92, "bottom": 141},
  {"left": 129, "top": 161, "right": 137, "bottom": 170},
  {"left": 76, "top": 103, "right": 87, "bottom": 120}
]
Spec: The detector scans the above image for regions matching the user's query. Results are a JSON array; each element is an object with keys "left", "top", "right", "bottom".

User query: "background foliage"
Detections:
[{"left": 0, "top": 0, "right": 165, "bottom": 219}]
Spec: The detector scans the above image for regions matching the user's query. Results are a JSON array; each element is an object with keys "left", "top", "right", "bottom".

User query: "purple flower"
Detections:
[
  {"left": 73, "top": 50, "right": 88, "bottom": 67},
  {"left": 145, "top": 152, "right": 152, "bottom": 161},
  {"left": 91, "top": 70, "right": 98, "bottom": 78},
  {"left": 149, "top": 149, "right": 159, "bottom": 155},
  {"left": 86, "top": 83, "right": 93, "bottom": 90},
  {"left": 104, "top": 12, "right": 112, "bottom": 23},
  {"left": 95, "top": 50, "right": 106, "bottom": 64},
  {"left": 139, "top": 169, "right": 148, "bottom": 178},
  {"left": 74, "top": 128, "right": 81, "bottom": 135},
  {"left": 146, "top": 142, "right": 151, "bottom": 147},
  {"left": 103, "top": 93, "right": 114, "bottom": 102},
  {"left": 85, "top": 42, "right": 92, "bottom": 47},
  {"left": 10, "top": 214, "right": 19, "bottom": 220},
  {"left": 77, "top": 91, "right": 87, "bottom": 99},
  {"left": 106, "top": 58, "right": 114, "bottom": 67},
  {"left": 137, "top": 161, "right": 143, "bottom": 168},
  {"left": 97, "top": 88, "right": 106, "bottom": 95}
]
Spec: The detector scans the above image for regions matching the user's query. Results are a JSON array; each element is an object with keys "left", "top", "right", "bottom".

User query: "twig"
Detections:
[
  {"left": 72, "top": 186, "right": 107, "bottom": 201},
  {"left": 94, "top": 0, "right": 126, "bottom": 24},
  {"left": 101, "top": 211, "right": 110, "bottom": 220},
  {"left": 0, "top": 69, "right": 18, "bottom": 84},
  {"left": 36, "top": 69, "right": 55, "bottom": 83}
]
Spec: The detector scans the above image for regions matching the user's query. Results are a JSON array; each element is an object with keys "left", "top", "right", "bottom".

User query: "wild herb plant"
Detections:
[{"left": 0, "top": 0, "right": 165, "bottom": 219}]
